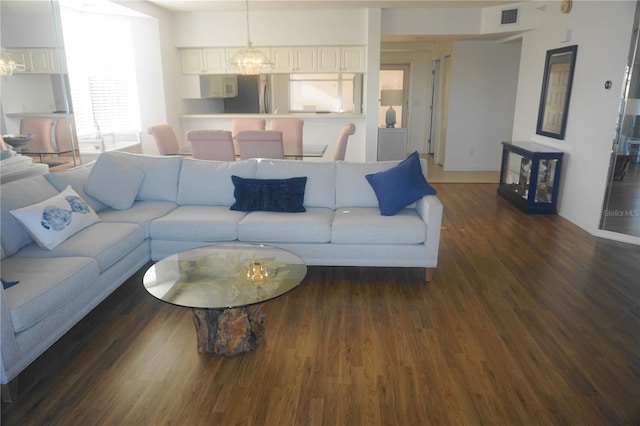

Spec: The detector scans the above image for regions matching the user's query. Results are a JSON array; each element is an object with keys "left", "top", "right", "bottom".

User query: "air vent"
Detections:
[{"left": 501, "top": 8, "right": 519, "bottom": 25}]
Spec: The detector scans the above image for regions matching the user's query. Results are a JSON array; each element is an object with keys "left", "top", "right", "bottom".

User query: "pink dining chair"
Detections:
[
  {"left": 270, "top": 118, "right": 304, "bottom": 159},
  {"left": 53, "top": 118, "right": 81, "bottom": 165},
  {"left": 148, "top": 123, "right": 180, "bottom": 155},
  {"left": 187, "top": 129, "right": 236, "bottom": 161},
  {"left": 333, "top": 123, "right": 356, "bottom": 161},
  {"left": 231, "top": 118, "right": 266, "bottom": 139},
  {"left": 235, "top": 130, "right": 284, "bottom": 160},
  {"left": 20, "top": 117, "right": 54, "bottom": 162}
]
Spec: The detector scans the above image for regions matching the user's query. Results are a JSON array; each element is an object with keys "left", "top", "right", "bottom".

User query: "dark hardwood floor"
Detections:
[{"left": 2, "top": 183, "right": 639, "bottom": 425}]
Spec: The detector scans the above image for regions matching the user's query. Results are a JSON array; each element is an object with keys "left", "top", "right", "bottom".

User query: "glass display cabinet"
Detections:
[{"left": 498, "top": 141, "right": 564, "bottom": 214}]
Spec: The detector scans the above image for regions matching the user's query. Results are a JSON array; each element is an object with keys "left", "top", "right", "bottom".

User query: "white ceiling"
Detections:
[{"left": 144, "top": 0, "right": 516, "bottom": 12}]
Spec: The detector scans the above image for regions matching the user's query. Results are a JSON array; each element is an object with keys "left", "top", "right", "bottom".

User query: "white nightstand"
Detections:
[{"left": 377, "top": 128, "right": 407, "bottom": 161}]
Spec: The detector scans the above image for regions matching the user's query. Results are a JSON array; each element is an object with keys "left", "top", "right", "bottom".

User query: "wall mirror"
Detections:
[{"left": 536, "top": 45, "right": 578, "bottom": 140}]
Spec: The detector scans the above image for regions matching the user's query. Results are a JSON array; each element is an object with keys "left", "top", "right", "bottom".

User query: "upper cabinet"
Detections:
[
  {"left": 179, "top": 46, "right": 364, "bottom": 75},
  {"left": 7, "top": 48, "right": 66, "bottom": 74},
  {"left": 318, "top": 46, "right": 365, "bottom": 73},
  {"left": 264, "top": 46, "right": 317, "bottom": 73},
  {"left": 181, "top": 48, "right": 227, "bottom": 74}
]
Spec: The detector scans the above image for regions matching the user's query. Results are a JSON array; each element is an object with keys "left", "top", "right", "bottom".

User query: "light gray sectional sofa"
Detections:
[{"left": 0, "top": 151, "right": 443, "bottom": 391}]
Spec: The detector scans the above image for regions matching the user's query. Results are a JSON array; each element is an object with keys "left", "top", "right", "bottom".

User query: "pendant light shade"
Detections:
[
  {"left": 227, "top": 0, "right": 272, "bottom": 75},
  {"left": 0, "top": 50, "right": 26, "bottom": 76}
]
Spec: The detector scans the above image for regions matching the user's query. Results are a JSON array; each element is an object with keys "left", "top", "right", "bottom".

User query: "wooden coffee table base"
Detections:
[{"left": 192, "top": 305, "right": 265, "bottom": 356}]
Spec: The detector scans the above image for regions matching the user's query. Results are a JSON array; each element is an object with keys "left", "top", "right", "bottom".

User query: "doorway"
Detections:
[{"left": 379, "top": 66, "right": 409, "bottom": 128}]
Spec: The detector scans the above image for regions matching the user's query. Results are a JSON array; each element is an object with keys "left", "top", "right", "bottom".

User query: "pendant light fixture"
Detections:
[
  {"left": 227, "top": 0, "right": 272, "bottom": 75},
  {"left": 0, "top": 50, "right": 26, "bottom": 76}
]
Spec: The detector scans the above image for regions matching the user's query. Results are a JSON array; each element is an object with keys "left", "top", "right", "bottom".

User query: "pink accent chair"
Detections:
[
  {"left": 53, "top": 118, "right": 81, "bottom": 165},
  {"left": 148, "top": 124, "right": 180, "bottom": 155},
  {"left": 333, "top": 123, "right": 356, "bottom": 161},
  {"left": 236, "top": 130, "right": 284, "bottom": 160},
  {"left": 270, "top": 118, "right": 304, "bottom": 159},
  {"left": 187, "top": 129, "right": 236, "bottom": 161},
  {"left": 20, "top": 118, "right": 54, "bottom": 162}
]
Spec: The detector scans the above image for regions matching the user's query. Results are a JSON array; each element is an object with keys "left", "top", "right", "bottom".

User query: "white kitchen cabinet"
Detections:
[
  {"left": 317, "top": 47, "right": 341, "bottom": 72},
  {"left": 180, "top": 48, "right": 228, "bottom": 74},
  {"left": 270, "top": 47, "right": 317, "bottom": 73},
  {"left": 377, "top": 128, "right": 408, "bottom": 161},
  {"left": 270, "top": 47, "right": 294, "bottom": 73},
  {"left": 180, "top": 49, "right": 204, "bottom": 74},
  {"left": 340, "top": 46, "right": 365, "bottom": 73},
  {"left": 318, "top": 46, "right": 365, "bottom": 73},
  {"left": 293, "top": 47, "right": 317, "bottom": 72}
]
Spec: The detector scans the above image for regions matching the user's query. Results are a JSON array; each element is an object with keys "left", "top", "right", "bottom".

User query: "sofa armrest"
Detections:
[
  {"left": 0, "top": 287, "right": 20, "bottom": 384},
  {"left": 415, "top": 195, "right": 444, "bottom": 266}
]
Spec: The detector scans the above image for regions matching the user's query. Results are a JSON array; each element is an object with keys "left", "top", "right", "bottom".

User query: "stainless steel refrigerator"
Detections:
[{"left": 223, "top": 74, "right": 271, "bottom": 114}]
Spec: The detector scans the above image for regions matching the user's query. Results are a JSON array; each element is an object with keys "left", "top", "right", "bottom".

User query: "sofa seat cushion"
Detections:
[
  {"left": 99, "top": 201, "right": 177, "bottom": 238},
  {"left": 1, "top": 256, "right": 100, "bottom": 333},
  {"left": 14, "top": 222, "right": 145, "bottom": 272},
  {"left": 331, "top": 207, "right": 426, "bottom": 244},
  {"left": 238, "top": 207, "right": 333, "bottom": 243},
  {"left": 150, "top": 205, "right": 247, "bottom": 242}
]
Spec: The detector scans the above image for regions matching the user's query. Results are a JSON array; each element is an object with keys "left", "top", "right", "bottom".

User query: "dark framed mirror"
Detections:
[{"left": 536, "top": 45, "right": 578, "bottom": 140}]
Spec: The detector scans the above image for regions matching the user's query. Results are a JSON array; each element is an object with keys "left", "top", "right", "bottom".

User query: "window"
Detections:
[
  {"left": 60, "top": 7, "right": 141, "bottom": 138},
  {"left": 289, "top": 73, "right": 356, "bottom": 113}
]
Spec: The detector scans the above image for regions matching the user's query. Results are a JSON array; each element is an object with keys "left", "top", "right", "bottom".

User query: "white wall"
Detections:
[
  {"left": 173, "top": 9, "right": 369, "bottom": 47},
  {"left": 511, "top": 0, "right": 636, "bottom": 241},
  {"left": 445, "top": 39, "right": 521, "bottom": 171}
]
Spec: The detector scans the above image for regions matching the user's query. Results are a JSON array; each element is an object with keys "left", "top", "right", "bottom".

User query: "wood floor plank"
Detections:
[{"left": 2, "top": 183, "right": 639, "bottom": 425}]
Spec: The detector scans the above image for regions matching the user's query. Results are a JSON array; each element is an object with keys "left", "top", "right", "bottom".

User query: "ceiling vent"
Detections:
[{"left": 501, "top": 8, "right": 519, "bottom": 25}]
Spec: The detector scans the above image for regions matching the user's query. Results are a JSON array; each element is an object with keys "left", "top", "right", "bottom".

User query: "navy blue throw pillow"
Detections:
[
  {"left": 365, "top": 151, "right": 437, "bottom": 216},
  {"left": 1, "top": 278, "right": 19, "bottom": 289},
  {"left": 230, "top": 176, "right": 307, "bottom": 212}
]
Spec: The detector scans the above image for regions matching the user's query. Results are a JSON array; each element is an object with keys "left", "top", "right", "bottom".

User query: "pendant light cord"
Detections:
[{"left": 245, "top": 0, "right": 252, "bottom": 46}]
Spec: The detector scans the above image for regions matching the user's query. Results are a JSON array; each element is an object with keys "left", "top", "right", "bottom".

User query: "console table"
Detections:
[
  {"left": 377, "top": 128, "right": 407, "bottom": 161},
  {"left": 498, "top": 141, "right": 564, "bottom": 214}
]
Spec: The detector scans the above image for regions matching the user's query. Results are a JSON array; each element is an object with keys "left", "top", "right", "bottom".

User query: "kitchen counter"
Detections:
[{"left": 180, "top": 113, "right": 364, "bottom": 119}]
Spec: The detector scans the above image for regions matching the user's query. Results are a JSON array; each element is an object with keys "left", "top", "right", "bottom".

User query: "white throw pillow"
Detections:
[
  {"left": 85, "top": 153, "right": 144, "bottom": 210},
  {"left": 10, "top": 186, "right": 101, "bottom": 250}
]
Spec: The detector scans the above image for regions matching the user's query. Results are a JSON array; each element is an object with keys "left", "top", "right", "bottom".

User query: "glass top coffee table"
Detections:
[{"left": 143, "top": 243, "right": 307, "bottom": 356}]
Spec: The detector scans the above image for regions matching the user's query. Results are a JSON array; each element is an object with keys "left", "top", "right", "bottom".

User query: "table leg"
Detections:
[{"left": 192, "top": 305, "right": 265, "bottom": 356}]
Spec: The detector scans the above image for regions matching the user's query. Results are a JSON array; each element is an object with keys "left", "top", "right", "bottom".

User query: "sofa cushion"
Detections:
[
  {"left": 104, "top": 152, "right": 182, "bottom": 202},
  {"left": 177, "top": 158, "right": 257, "bottom": 206},
  {"left": 238, "top": 207, "right": 333, "bottom": 243},
  {"left": 10, "top": 186, "right": 101, "bottom": 250},
  {"left": 335, "top": 159, "right": 429, "bottom": 209},
  {"left": 98, "top": 201, "right": 177, "bottom": 238},
  {"left": 86, "top": 154, "right": 144, "bottom": 210},
  {"left": 365, "top": 151, "right": 437, "bottom": 216},
  {"left": 1, "top": 175, "right": 62, "bottom": 256},
  {"left": 256, "top": 159, "right": 336, "bottom": 209},
  {"left": 14, "top": 222, "right": 145, "bottom": 273},
  {"left": 331, "top": 207, "right": 426, "bottom": 244},
  {"left": 45, "top": 162, "right": 109, "bottom": 212},
  {"left": 230, "top": 176, "right": 307, "bottom": 213},
  {"left": 150, "top": 205, "right": 246, "bottom": 242},
  {"left": 1, "top": 256, "right": 100, "bottom": 333}
]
